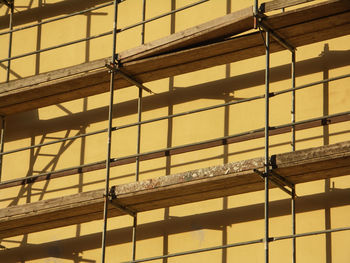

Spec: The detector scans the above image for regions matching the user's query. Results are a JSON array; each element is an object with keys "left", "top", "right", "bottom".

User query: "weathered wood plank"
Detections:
[
  {"left": 265, "top": 0, "right": 350, "bottom": 29},
  {"left": 0, "top": 7, "right": 254, "bottom": 108},
  {"left": 0, "top": 141, "right": 350, "bottom": 238},
  {"left": 1, "top": 18, "right": 349, "bottom": 116},
  {"left": 261, "top": 0, "right": 315, "bottom": 13},
  {"left": 118, "top": 6, "right": 253, "bottom": 62},
  {"left": 0, "top": 111, "right": 349, "bottom": 190},
  {"left": 0, "top": 0, "right": 349, "bottom": 116}
]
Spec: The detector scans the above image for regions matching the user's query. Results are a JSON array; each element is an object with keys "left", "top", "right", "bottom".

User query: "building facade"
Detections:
[{"left": 0, "top": 0, "right": 349, "bottom": 262}]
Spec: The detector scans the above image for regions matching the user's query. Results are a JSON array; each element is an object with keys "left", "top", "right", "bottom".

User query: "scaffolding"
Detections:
[{"left": 0, "top": 0, "right": 350, "bottom": 262}]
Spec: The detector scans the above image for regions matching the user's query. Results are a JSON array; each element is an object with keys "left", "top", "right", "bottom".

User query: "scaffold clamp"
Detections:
[{"left": 108, "top": 186, "right": 136, "bottom": 217}]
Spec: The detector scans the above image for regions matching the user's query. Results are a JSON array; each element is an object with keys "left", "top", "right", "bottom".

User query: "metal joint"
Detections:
[
  {"left": 265, "top": 237, "right": 274, "bottom": 242},
  {"left": 270, "top": 155, "right": 277, "bottom": 169},
  {"left": 109, "top": 185, "right": 117, "bottom": 199},
  {"left": 114, "top": 54, "right": 121, "bottom": 64},
  {"left": 0, "top": 0, "right": 13, "bottom": 8},
  {"left": 254, "top": 167, "right": 296, "bottom": 197},
  {"left": 105, "top": 62, "right": 119, "bottom": 73},
  {"left": 321, "top": 118, "right": 331, "bottom": 126},
  {"left": 259, "top": 3, "right": 266, "bottom": 13},
  {"left": 109, "top": 186, "right": 136, "bottom": 217}
]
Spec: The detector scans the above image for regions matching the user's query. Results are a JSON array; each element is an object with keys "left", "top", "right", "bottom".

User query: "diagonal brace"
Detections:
[
  {"left": 270, "top": 176, "right": 294, "bottom": 196},
  {"left": 269, "top": 170, "right": 295, "bottom": 190},
  {"left": 106, "top": 63, "right": 156, "bottom": 95},
  {"left": 254, "top": 168, "right": 295, "bottom": 197},
  {"left": 108, "top": 186, "right": 136, "bottom": 217},
  {"left": 258, "top": 20, "right": 295, "bottom": 52}
]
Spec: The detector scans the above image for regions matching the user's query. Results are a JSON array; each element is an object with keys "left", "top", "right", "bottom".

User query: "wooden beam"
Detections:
[
  {"left": 260, "top": 0, "right": 315, "bottom": 13},
  {"left": 0, "top": 111, "right": 349, "bottom": 190},
  {"left": 0, "top": 0, "right": 349, "bottom": 116},
  {"left": 0, "top": 7, "right": 254, "bottom": 111},
  {"left": 118, "top": 6, "right": 253, "bottom": 62},
  {"left": 1, "top": 140, "right": 350, "bottom": 238}
]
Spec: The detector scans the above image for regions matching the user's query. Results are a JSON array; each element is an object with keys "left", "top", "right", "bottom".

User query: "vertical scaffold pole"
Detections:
[
  {"left": 131, "top": 1, "right": 146, "bottom": 260},
  {"left": 291, "top": 50, "right": 296, "bottom": 263},
  {"left": 101, "top": 1, "right": 119, "bottom": 262},
  {"left": 291, "top": 51, "right": 296, "bottom": 152},
  {"left": 6, "top": 0, "right": 14, "bottom": 82},
  {"left": 292, "top": 188, "right": 296, "bottom": 263},
  {"left": 264, "top": 30, "right": 270, "bottom": 263},
  {"left": 141, "top": 0, "right": 146, "bottom": 44},
  {"left": 254, "top": 0, "right": 258, "bottom": 14},
  {"left": 132, "top": 85, "right": 142, "bottom": 261},
  {"left": 253, "top": 0, "right": 259, "bottom": 29},
  {"left": 0, "top": 117, "right": 5, "bottom": 182},
  {"left": 2, "top": 1, "right": 12, "bottom": 179}
]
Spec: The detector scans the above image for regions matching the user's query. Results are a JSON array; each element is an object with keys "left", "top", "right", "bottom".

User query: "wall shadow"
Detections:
[
  {"left": 1, "top": 127, "right": 349, "bottom": 204},
  {"left": 0, "top": 1, "right": 94, "bottom": 262},
  {"left": 162, "top": 1, "right": 176, "bottom": 261},
  {"left": 5, "top": 47, "right": 350, "bottom": 142},
  {"left": 1, "top": 1, "right": 350, "bottom": 261},
  {"left": 0, "top": 0, "right": 111, "bottom": 30},
  {"left": 0, "top": 187, "right": 349, "bottom": 262}
]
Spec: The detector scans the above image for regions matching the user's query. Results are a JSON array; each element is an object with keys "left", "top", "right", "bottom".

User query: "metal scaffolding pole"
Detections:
[
  {"left": 131, "top": 82, "right": 141, "bottom": 262},
  {"left": 253, "top": 0, "right": 259, "bottom": 28},
  {"left": 141, "top": 0, "right": 146, "bottom": 44},
  {"left": 101, "top": 0, "right": 119, "bottom": 262},
  {"left": 0, "top": 30, "right": 113, "bottom": 64},
  {"left": 0, "top": 71, "right": 348, "bottom": 159},
  {"left": 124, "top": 238, "right": 264, "bottom": 263},
  {"left": 6, "top": 0, "right": 14, "bottom": 82},
  {"left": 291, "top": 51, "right": 296, "bottom": 152},
  {"left": 264, "top": 30, "right": 270, "bottom": 263},
  {"left": 132, "top": 0, "right": 146, "bottom": 260},
  {"left": 0, "top": 0, "right": 209, "bottom": 65},
  {"left": 118, "top": 0, "right": 208, "bottom": 33},
  {"left": 0, "top": 117, "right": 5, "bottom": 182},
  {"left": 1, "top": 108, "right": 350, "bottom": 190},
  {"left": 291, "top": 50, "right": 296, "bottom": 263},
  {"left": 123, "top": 225, "right": 350, "bottom": 263},
  {"left": 2, "top": 69, "right": 349, "bottom": 158},
  {"left": 0, "top": 2, "right": 114, "bottom": 37},
  {"left": 292, "top": 188, "right": 296, "bottom": 263}
]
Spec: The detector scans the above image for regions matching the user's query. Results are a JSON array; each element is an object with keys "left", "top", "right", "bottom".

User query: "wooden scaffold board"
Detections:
[
  {"left": 0, "top": 0, "right": 349, "bottom": 115},
  {"left": 1, "top": 141, "right": 350, "bottom": 238}
]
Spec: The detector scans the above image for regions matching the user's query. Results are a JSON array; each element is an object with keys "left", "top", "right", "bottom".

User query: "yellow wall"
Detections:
[{"left": 0, "top": 0, "right": 350, "bottom": 262}]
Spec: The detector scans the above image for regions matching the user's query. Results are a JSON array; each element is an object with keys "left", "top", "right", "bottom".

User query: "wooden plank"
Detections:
[
  {"left": 0, "top": 7, "right": 254, "bottom": 104},
  {"left": 265, "top": 0, "right": 350, "bottom": 29},
  {"left": 0, "top": 140, "right": 350, "bottom": 238},
  {"left": 118, "top": 6, "right": 254, "bottom": 62},
  {"left": 0, "top": 0, "right": 349, "bottom": 116},
  {"left": 261, "top": 0, "right": 315, "bottom": 13},
  {"left": 1, "top": 18, "right": 349, "bottom": 116},
  {"left": 0, "top": 111, "right": 349, "bottom": 190}
]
